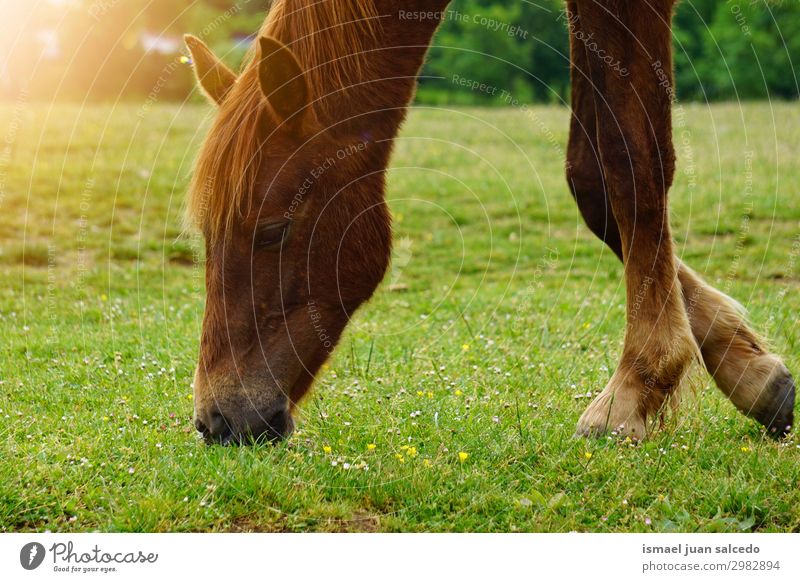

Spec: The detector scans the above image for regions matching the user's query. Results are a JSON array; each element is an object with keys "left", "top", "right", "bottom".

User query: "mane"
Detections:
[{"left": 186, "top": 0, "right": 381, "bottom": 241}]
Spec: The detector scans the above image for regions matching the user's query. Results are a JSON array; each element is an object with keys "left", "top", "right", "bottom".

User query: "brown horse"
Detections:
[{"left": 185, "top": 0, "right": 794, "bottom": 445}]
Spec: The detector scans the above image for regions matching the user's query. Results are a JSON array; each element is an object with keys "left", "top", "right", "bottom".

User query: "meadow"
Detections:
[{"left": 0, "top": 101, "right": 798, "bottom": 532}]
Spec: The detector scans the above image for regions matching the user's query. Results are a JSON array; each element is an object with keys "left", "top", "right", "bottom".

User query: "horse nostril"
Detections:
[
  {"left": 208, "top": 411, "right": 228, "bottom": 436},
  {"left": 197, "top": 411, "right": 235, "bottom": 445},
  {"left": 242, "top": 407, "right": 293, "bottom": 443},
  {"left": 266, "top": 409, "right": 289, "bottom": 436},
  {"left": 194, "top": 418, "right": 208, "bottom": 434}
]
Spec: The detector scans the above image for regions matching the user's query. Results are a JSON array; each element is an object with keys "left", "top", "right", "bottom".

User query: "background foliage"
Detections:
[
  {"left": 420, "top": 0, "right": 800, "bottom": 104},
  {"left": 1, "top": 0, "right": 798, "bottom": 104}
]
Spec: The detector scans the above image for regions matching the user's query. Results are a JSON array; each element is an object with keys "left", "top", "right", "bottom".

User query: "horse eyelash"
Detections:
[{"left": 255, "top": 221, "right": 291, "bottom": 248}]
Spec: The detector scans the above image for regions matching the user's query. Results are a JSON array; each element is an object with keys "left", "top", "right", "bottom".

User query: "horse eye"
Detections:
[{"left": 255, "top": 222, "right": 291, "bottom": 249}]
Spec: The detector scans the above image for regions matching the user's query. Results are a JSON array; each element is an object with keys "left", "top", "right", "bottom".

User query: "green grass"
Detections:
[{"left": 0, "top": 102, "right": 798, "bottom": 533}]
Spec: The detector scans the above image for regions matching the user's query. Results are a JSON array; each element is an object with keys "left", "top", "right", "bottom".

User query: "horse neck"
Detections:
[
  {"left": 332, "top": 1, "right": 451, "bottom": 137},
  {"left": 268, "top": 1, "right": 451, "bottom": 160}
]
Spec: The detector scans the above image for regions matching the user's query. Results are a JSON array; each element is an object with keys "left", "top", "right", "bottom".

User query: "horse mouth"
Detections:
[{"left": 195, "top": 403, "right": 295, "bottom": 446}]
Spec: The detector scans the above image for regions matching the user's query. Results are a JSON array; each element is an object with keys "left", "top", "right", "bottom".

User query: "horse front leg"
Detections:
[
  {"left": 570, "top": 0, "right": 697, "bottom": 439},
  {"left": 565, "top": 1, "right": 795, "bottom": 438}
]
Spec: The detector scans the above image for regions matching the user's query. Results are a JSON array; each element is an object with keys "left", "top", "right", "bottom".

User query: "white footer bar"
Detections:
[{"left": 2, "top": 533, "right": 798, "bottom": 581}]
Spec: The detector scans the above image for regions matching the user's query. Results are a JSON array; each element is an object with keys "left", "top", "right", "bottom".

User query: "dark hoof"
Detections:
[{"left": 753, "top": 368, "right": 795, "bottom": 439}]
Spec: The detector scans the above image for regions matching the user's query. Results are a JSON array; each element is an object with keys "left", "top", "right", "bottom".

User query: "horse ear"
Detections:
[
  {"left": 257, "top": 36, "right": 312, "bottom": 127},
  {"left": 184, "top": 34, "right": 237, "bottom": 105}
]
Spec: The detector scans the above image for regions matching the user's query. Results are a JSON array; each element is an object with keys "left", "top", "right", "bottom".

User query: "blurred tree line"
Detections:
[
  {"left": 419, "top": 0, "right": 800, "bottom": 104},
  {"left": 1, "top": 0, "right": 798, "bottom": 104}
]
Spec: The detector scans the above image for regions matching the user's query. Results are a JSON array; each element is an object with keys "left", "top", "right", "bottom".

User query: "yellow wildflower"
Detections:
[
  {"left": 395, "top": 453, "right": 405, "bottom": 463},
  {"left": 455, "top": 389, "right": 463, "bottom": 396},
  {"left": 367, "top": 443, "right": 376, "bottom": 451},
  {"left": 741, "top": 446, "right": 750, "bottom": 453},
  {"left": 461, "top": 344, "right": 470, "bottom": 351},
  {"left": 323, "top": 445, "right": 332, "bottom": 454},
  {"left": 584, "top": 452, "right": 593, "bottom": 460},
  {"left": 407, "top": 447, "right": 417, "bottom": 458},
  {"left": 458, "top": 452, "right": 469, "bottom": 463},
  {"left": 416, "top": 391, "right": 424, "bottom": 397}
]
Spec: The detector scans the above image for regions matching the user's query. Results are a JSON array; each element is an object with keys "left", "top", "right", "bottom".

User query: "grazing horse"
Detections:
[{"left": 185, "top": 0, "right": 794, "bottom": 445}]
